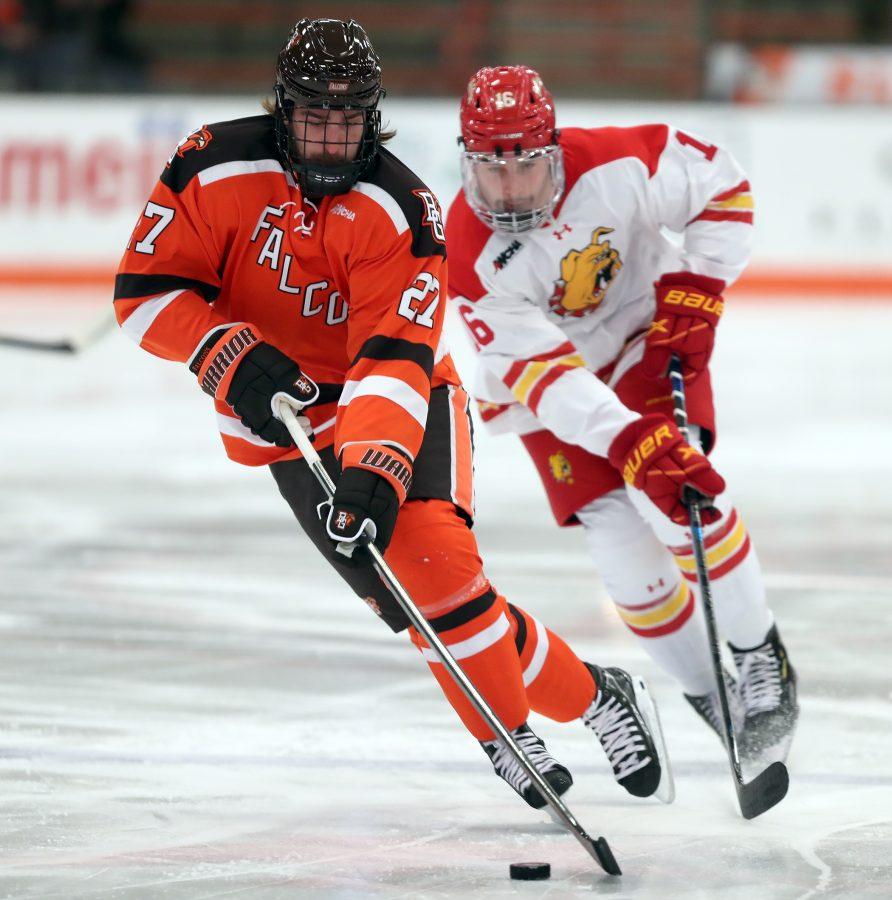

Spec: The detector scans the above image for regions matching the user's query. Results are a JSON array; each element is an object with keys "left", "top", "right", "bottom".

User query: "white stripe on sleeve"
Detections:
[
  {"left": 216, "top": 412, "right": 337, "bottom": 447},
  {"left": 216, "top": 412, "right": 275, "bottom": 447},
  {"left": 339, "top": 375, "right": 428, "bottom": 427},
  {"left": 351, "top": 181, "right": 409, "bottom": 235},
  {"left": 121, "top": 289, "right": 186, "bottom": 344}
]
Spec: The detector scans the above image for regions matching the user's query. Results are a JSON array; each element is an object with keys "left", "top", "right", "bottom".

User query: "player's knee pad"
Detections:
[{"left": 385, "top": 499, "right": 489, "bottom": 615}]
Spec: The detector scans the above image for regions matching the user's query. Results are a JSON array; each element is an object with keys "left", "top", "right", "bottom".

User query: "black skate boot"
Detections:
[
  {"left": 481, "top": 723, "right": 573, "bottom": 809},
  {"left": 684, "top": 667, "right": 746, "bottom": 744},
  {"left": 731, "top": 624, "right": 799, "bottom": 762},
  {"left": 582, "top": 664, "right": 672, "bottom": 801}
]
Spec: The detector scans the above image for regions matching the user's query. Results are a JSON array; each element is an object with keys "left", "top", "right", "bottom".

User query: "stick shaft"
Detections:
[
  {"left": 0, "top": 307, "right": 116, "bottom": 354},
  {"left": 667, "top": 359, "right": 742, "bottom": 777}
]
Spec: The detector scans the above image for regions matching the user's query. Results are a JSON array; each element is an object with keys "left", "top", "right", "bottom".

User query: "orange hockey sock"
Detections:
[
  {"left": 409, "top": 589, "right": 529, "bottom": 741},
  {"left": 506, "top": 603, "right": 597, "bottom": 722}
]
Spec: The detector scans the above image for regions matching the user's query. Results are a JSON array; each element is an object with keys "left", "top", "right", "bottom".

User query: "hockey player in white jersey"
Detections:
[{"left": 445, "top": 65, "right": 798, "bottom": 762}]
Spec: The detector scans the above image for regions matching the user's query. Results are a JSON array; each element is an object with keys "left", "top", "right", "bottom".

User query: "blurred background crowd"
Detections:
[{"left": 1, "top": 0, "right": 892, "bottom": 101}]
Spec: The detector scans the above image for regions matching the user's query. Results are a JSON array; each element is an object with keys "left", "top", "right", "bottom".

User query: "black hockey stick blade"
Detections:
[
  {"left": 0, "top": 334, "right": 76, "bottom": 353},
  {"left": 590, "top": 836, "right": 622, "bottom": 876},
  {"left": 737, "top": 761, "right": 789, "bottom": 820}
]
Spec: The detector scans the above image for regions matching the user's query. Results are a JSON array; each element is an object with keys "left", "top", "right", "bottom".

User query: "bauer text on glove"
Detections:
[
  {"left": 607, "top": 414, "right": 725, "bottom": 525},
  {"left": 642, "top": 272, "right": 725, "bottom": 381}
]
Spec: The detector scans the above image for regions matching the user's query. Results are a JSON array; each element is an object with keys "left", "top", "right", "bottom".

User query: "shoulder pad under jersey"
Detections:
[
  {"left": 559, "top": 125, "right": 669, "bottom": 182},
  {"left": 160, "top": 115, "right": 280, "bottom": 194},
  {"left": 354, "top": 147, "right": 448, "bottom": 259}
]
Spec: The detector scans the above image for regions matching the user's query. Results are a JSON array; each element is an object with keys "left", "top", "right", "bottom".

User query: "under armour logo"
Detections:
[{"left": 553, "top": 224, "right": 572, "bottom": 240}]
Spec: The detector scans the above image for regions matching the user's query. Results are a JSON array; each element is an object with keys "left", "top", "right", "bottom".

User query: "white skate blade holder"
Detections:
[{"left": 631, "top": 675, "right": 675, "bottom": 804}]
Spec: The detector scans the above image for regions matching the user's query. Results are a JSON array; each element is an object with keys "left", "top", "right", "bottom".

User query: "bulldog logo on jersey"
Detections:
[
  {"left": 548, "top": 450, "right": 574, "bottom": 485},
  {"left": 548, "top": 227, "right": 623, "bottom": 319}
]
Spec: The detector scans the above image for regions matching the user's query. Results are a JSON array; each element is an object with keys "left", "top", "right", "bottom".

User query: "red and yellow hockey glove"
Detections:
[
  {"left": 608, "top": 414, "right": 725, "bottom": 525},
  {"left": 641, "top": 272, "right": 726, "bottom": 381}
]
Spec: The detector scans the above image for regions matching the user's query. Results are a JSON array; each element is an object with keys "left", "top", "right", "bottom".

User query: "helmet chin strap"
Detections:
[{"left": 300, "top": 161, "right": 363, "bottom": 197}]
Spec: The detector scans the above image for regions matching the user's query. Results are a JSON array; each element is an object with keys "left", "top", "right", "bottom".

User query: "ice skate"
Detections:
[
  {"left": 481, "top": 723, "right": 573, "bottom": 809},
  {"left": 582, "top": 664, "right": 673, "bottom": 802},
  {"left": 685, "top": 667, "right": 746, "bottom": 745},
  {"left": 731, "top": 624, "right": 799, "bottom": 763}
]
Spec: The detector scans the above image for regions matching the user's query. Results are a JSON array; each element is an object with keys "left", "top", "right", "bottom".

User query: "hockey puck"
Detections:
[{"left": 509, "top": 862, "right": 551, "bottom": 880}]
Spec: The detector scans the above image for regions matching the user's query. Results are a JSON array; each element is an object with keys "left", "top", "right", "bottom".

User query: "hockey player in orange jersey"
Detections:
[
  {"left": 114, "top": 19, "right": 673, "bottom": 810},
  {"left": 446, "top": 66, "right": 798, "bottom": 763}
]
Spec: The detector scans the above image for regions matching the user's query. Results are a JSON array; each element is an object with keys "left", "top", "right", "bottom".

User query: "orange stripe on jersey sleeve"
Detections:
[{"left": 335, "top": 391, "right": 427, "bottom": 463}]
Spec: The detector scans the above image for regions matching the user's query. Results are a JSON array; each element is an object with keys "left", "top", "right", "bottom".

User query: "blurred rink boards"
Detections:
[{"left": 1, "top": 95, "right": 892, "bottom": 293}]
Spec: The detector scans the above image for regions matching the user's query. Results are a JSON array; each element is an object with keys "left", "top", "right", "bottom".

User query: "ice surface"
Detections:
[{"left": 1, "top": 290, "right": 891, "bottom": 898}]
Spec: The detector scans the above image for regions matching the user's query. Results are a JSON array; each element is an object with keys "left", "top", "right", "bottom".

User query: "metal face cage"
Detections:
[{"left": 274, "top": 83, "right": 382, "bottom": 196}]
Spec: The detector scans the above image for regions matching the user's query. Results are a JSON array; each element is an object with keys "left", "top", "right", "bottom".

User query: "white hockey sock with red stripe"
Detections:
[
  {"left": 669, "top": 508, "right": 773, "bottom": 649},
  {"left": 626, "top": 485, "right": 773, "bottom": 651}
]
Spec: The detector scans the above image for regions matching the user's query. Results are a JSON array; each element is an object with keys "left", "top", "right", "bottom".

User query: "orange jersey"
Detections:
[{"left": 115, "top": 115, "right": 460, "bottom": 466}]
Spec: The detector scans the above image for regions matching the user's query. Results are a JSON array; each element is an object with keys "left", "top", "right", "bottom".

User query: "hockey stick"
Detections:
[
  {"left": 276, "top": 398, "right": 621, "bottom": 876},
  {"left": 668, "top": 356, "right": 788, "bottom": 819},
  {"left": 0, "top": 307, "right": 117, "bottom": 354}
]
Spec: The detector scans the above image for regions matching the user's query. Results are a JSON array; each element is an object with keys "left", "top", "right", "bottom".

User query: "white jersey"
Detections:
[{"left": 445, "top": 124, "right": 753, "bottom": 457}]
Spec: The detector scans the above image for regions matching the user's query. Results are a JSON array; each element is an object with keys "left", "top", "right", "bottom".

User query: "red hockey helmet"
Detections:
[
  {"left": 458, "top": 66, "right": 564, "bottom": 233},
  {"left": 460, "top": 65, "right": 557, "bottom": 153}
]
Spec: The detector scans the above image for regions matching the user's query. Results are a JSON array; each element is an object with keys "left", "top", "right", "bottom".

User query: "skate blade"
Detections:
[{"left": 632, "top": 675, "right": 675, "bottom": 804}]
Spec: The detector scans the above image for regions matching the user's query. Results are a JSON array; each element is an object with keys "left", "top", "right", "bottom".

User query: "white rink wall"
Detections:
[{"left": 1, "top": 95, "right": 892, "bottom": 275}]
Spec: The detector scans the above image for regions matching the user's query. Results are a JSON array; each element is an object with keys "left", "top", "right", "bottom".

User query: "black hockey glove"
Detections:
[
  {"left": 190, "top": 324, "right": 319, "bottom": 448},
  {"left": 323, "top": 467, "right": 400, "bottom": 563}
]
